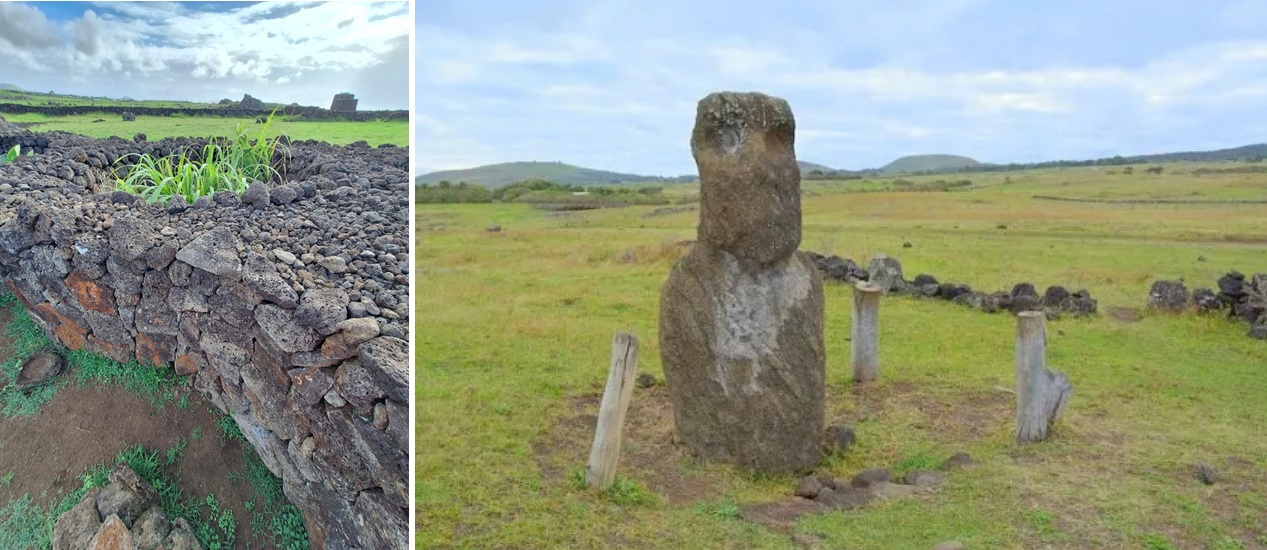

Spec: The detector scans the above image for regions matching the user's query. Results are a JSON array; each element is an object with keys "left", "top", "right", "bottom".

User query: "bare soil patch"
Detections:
[
  {"left": 0, "top": 307, "right": 268, "bottom": 547},
  {"left": 532, "top": 386, "right": 722, "bottom": 506}
]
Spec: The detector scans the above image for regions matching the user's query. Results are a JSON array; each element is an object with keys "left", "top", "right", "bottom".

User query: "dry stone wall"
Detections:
[
  {"left": 0, "top": 103, "right": 407, "bottom": 122},
  {"left": 0, "top": 129, "right": 410, "bottom": 547}
]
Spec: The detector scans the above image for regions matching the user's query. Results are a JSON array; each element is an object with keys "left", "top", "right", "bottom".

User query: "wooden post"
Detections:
[
  {"left": 585, "top": 332, "right": 639, "bottom": 489},
  {"left": 851, "top": 282, "right": 882, "bottom": 383},
  {"left": 1015, "top": 312, "right": 1073, "bottom": 443}
]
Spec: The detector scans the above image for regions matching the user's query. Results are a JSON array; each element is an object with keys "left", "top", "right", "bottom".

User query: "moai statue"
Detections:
[
  {"left": 330, "top": 93, "right": 359, "bottom": 112},
  {"left": 659, "top": 92, "right": 825, "bottom": 473}
]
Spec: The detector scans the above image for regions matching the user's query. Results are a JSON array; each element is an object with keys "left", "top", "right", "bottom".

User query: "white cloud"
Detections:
[{"left": 0, "top": 2, "right": 408, "bottom": 109}]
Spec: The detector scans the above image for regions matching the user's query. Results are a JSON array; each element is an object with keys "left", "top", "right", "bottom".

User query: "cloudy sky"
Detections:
[
  {"left": 0, "top": 1, "right": 409, "bottom": 110},
  {"left": 417, "top": 0, "right": 1267, "bottom": 175}
]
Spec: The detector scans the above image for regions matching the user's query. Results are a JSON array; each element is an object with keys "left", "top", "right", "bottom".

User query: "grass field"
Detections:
[
  {"left": 0, "top": 88, "right": 220, "bottom": 108},
  {"left": 4, "top": 112, "right": 407, "bottom": 146},
  {"left": 417, "top": 164, "right": 1267, "bottom": 549}
]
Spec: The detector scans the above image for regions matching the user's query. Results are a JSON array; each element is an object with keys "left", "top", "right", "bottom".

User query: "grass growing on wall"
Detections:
[{"left": 113, "top": 112, "right": 287, "bottom": 205}]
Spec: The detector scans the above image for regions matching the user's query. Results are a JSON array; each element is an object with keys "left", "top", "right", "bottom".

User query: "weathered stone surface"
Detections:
[
  {"left": 241, "top": 181, "right": 271, "bottom": 209},
  {"left": 692, "top": 92, "right": 800, "bottom": 266},
  {"left": 132, "top": 507, "right": 171, "bottom": 549},
  {"left": 866, "top": 254, "right": 905, "bottom": 293},
  {"left": 940, "top": 452, "right": 974, "bottom": 470},
  {"left": 88, "top": 514, "right": 136, "bottom": 550},
  {"left": 320, "top": 317, "right": 380, "bottom": 359},
  {"left": 1148, "top": 279, "right": 1189, "bottom": 312},
  {"left": 739, "top": 498, "right": 828, "bottom": 529},
  {"left": 96, "top": 463, "right": 158, "bottom": 528},
  {"left": 242, "top": 252, "right": 299, "bottom": 308},
  {"left": 146, "top": 238, "right": 179, "bottom": 271},
  {"left": 659, "top": 93, "right": 824, "bottom": 474},
  {"left": 173, "top": 352, "right": 204, "bottom": 376},
  {"left": 384, "top": 399, "right": 408, "bottom": 450},
  {"left": 108, "top": 217, "right": 156, "bottom": 263},
  {"left": 16, "top": 348, "right": 67, "bottom": 389},
  {"left": 135, "top": 332, "right": 177, "bottom": 367},
  {"left": 352, "top": 489, "right": 409, "bottom": 549},
  {"left": 52, "top": 488, "right": 103, "bottom": 550},
  {"left": 296, "top": 287, "right": 349, "bottom": 335},
  {"left": 67, "top": 269, "right": 116, "bottom": 314},
  {"left": 290, "top": 367, "right": 336, "bottom": 406},
  {"left": 334, "top": 358, "right": 385, "bottom": 410},
  {"left": 850, "top": 468, "right": 890, "bottom": 488},
  {"left": 357, "top": 336, "right": 408, "bottom": 404},
  {"left": 174, "top": 227, "right": 241, "bottom": 279},
  {"left": 255, "top": 304, "right": 321, "bottom": 353},
  {"left": 661, "top": 246, "right": 824, "bottom": 473}
]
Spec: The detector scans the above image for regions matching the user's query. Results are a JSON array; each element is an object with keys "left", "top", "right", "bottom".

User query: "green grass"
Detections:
[
  {"left": 417, "top": 163, "right": 1267, "bottom": 548},
  {"left": 113, "top": 113, "right": 286, "bottom": 204},
  {"left": 4, "top": 112, "right": 407, "bottom": 146},
  {"left": 0, "top": 305, "right": 63, "bottom": 417},
  {"left": 0, "top": 441, "right": 235, "bottom": 550},
  {"left": 217, "top": 410, "right": 309, "bottom": 550}
]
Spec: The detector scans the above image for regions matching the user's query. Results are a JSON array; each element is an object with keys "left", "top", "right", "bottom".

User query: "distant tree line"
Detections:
[{"left": 416, "top": 179, "right": 672, "bottom": 206}]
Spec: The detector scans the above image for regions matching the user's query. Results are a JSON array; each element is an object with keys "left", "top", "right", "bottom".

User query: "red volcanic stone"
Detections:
[
  {"left": 66, "top": 270, "right": 116, "bottom": 314},
  {"left": 135, "top": 332, "right": 176, "bottom": 367},
  {"left": 88, "top": 336, "right": 133, "bottom": 364},
  {"left": 173, "top": 352, "right": 204, "bottom": 376}
]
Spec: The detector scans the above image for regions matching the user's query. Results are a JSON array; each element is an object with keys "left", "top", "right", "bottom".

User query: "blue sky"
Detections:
[
  {"left": 0, "top": 2, "right": 409, "bottom": 109},
  {"left": 417, "top": 0, "right": 1267, "bottom": 175}
]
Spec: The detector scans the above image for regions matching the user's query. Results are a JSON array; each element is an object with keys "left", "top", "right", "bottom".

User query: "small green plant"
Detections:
[
  {"left": 695, "top": 500, "right": 742, "bottom": 520},
  {"left": 192, "top": 427, "right": 202, "bottom": 440},
  {"left": 2, "top": 145, "right": 21, "bottom": 163},
  {"left": 113, "top": 110, "right": 288, "bottom": 204},
  {"left": 215, "top": 412, "right": 245, "bottom": 443},
  {"left": 893, "top": 446, "right": 944, "bottom": 475},
  {"left": 1145, "top": 532, "right": 1176, "bottom": 550},
  {"left": 0, "top": 471, "right": 13, "bottom": 487},
  {"left": 602, "top": 475, "right": 658, "bottom": 507}
]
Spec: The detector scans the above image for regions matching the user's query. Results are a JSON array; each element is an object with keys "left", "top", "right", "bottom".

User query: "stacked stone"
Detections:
[
  {"left": 0, "top": 131, "right": 410, "bottom": 547},
  {"left": 0, "top": 104, "right": 407, "bottom": 121},
  {"left": 0, "top": 113, "right": 51, "bottom": 155},
  {"left": 660, "top": 92, "right": 825, "bottom": 474},
  {"left": 52, "top": 463, "right": 203, "bottom": 549},
  {"left": 1146, "top": 273, "right": 1266, "bottom": 338},
  {"left": 805, "top": 251, "right": 1098, "bottom": 318}
]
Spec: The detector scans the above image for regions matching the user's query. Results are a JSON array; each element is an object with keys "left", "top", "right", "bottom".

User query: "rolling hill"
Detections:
[
  {"left": 881, "top": 154, "right": 982, "bottom": 174},
  {"left": 0, "top": 84, "right": 23, "bottom": 92},
  {"left": 418, "top": 160, "right": 846, "bottom": 188},
  {"left": 415, "top": 161, "right": 663, "bottom": 188},
  {"left": 798, "top": 160, "right": 837, "bottom": 173}
]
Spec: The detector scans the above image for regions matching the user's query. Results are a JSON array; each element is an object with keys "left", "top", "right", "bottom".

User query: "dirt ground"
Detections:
[{"left": 0, "top": 307, "right": 272, "bottom": 547}]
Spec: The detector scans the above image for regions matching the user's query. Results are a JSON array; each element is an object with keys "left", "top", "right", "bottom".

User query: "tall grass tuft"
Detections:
[{"left": 113, "top": 110, "right": 288, "bottom": 204}]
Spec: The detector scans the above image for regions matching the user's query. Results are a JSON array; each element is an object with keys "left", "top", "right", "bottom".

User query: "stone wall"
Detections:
[
  {"left": 0, "top": 103, "right": 406, "bottom": 122},
  {"left": 0, "top": 130, "right": 410, "bottom": 547}
]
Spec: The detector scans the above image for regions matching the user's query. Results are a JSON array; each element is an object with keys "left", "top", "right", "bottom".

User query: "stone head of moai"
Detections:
[{"left": 691, "top": 91, "right": 801, "bottom": 266}]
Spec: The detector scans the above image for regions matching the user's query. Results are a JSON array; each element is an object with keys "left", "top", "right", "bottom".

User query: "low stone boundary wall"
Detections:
[
  {"left": 806, "top": 252, "right": 1098, "bottom": 318},
  {"left": 0, "top": 130, "right": 410, "bottom": 546},
  {"left": 0, "top": 103, "right": 408, "bottom": 122}
]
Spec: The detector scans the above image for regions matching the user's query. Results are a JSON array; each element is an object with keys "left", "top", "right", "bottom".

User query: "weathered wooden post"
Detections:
[
  {"left": 1014, "top": 311, "right": 1073, "bottom": 442},
  {"left": 585, "top": 332, "right": 639, "bottom": 489},
  {"left": 851, "top": 282, "right": 882, "bottom": 383}
]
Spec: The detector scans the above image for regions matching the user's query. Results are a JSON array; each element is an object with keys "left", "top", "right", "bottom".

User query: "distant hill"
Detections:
[
  {"left": 416, "top": 161, "right": 670, "bottom": 188},
  {"left": 798, "top": 161, "right": 836, "bottom": 174},
  {"left": 0, "top": 84, "right": 23, "bottom": 91},
  {"left": 881, "top": 154, "right": 982, "bottom": 174},
  {"left": 1122, "top": 144, "right": 1267, "bottom": 164}
]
